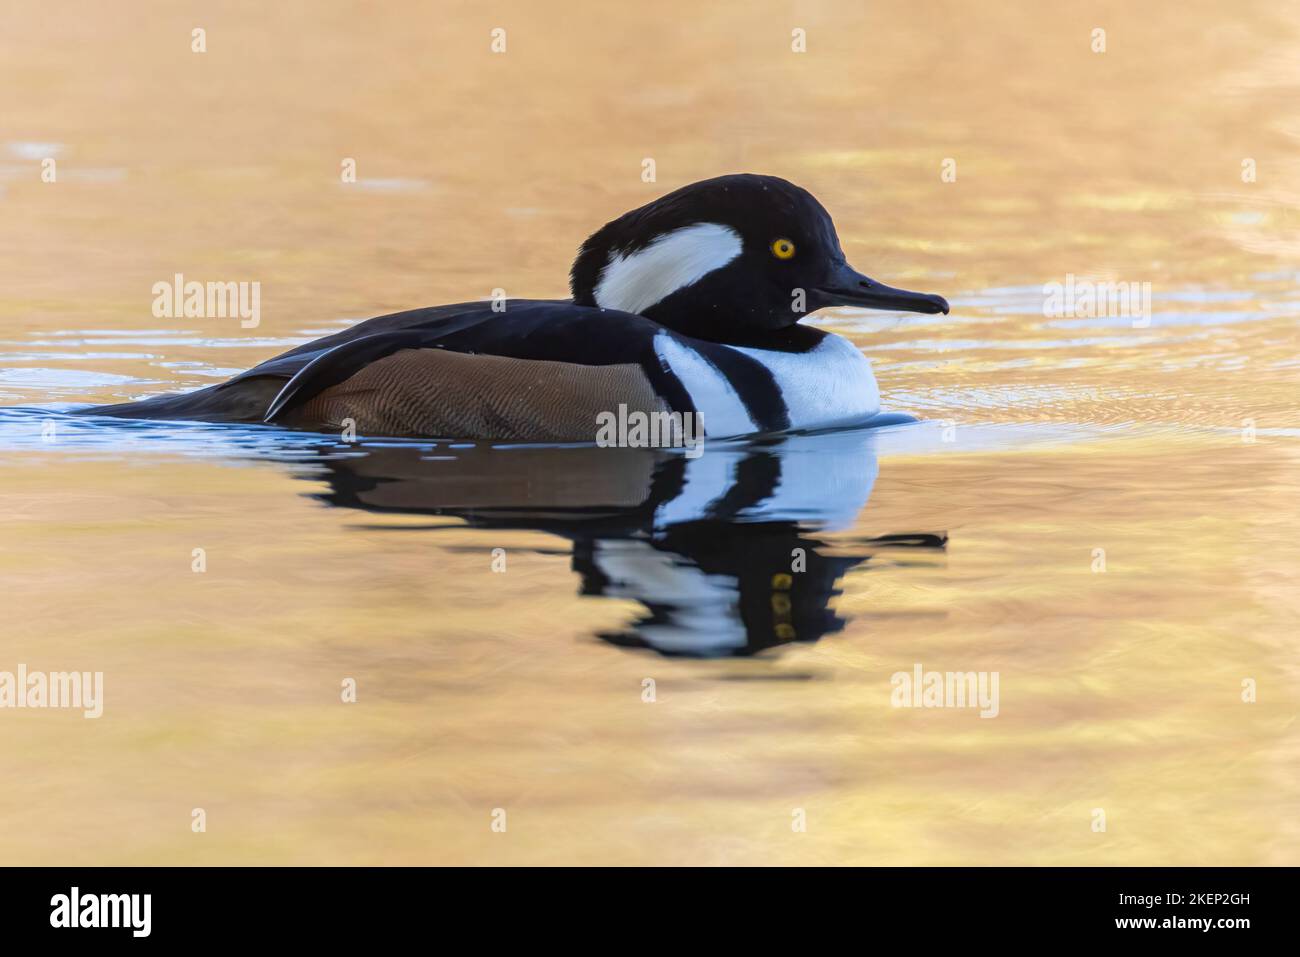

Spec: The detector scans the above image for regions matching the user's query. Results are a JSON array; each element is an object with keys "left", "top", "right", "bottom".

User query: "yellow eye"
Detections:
[{"left": 771, "top": 238, "right": 796, "bottom": 260}]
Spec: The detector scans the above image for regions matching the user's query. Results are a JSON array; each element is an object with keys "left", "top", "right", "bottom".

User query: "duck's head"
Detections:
[{"left": 570, "top": 173, "right": 948, "bottom": 343}]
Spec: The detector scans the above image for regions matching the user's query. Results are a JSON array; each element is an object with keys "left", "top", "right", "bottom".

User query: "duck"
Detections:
[{"left": 82, "top": 174, "right": 948, "bottom": 441}]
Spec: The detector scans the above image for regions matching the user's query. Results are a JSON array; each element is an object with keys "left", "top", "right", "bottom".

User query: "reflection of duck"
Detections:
[{"left": 310, "top": 428, "right": 945, "bottom": 656}]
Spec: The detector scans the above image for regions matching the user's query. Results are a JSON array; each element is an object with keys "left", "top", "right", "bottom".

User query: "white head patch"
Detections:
[{"left": 593, "top": 222, "right": 742, "bottom": 315}]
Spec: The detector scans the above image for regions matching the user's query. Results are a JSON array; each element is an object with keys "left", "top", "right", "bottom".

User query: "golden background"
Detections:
[{"left": 0, "top": 0, "right": 1296, "bottom": 864}]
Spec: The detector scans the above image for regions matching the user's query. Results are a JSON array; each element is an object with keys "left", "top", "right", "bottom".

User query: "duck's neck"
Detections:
[{"left": 646, "top": 311, "right": 829, "bottom": 353}]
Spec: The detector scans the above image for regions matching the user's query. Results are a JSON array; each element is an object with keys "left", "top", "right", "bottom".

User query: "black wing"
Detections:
[{"left": 258, "top": 299, "right": 703, "bottom": 423}]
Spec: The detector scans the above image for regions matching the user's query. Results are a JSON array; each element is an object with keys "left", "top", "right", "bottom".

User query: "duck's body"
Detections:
[
  {"left": 82, "top": 175, "right": 947, "bottom": 441},
  {"left": 91, "top": 300, "right": 879, "bottom": 439}
]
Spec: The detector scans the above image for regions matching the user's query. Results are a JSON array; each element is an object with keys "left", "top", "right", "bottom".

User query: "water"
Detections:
[{"left": 1, "top": 1, "right": 1297, "bottom": 865}]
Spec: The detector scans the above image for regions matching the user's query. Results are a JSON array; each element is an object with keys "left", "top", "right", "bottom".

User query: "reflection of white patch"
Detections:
[
  {"left": 595, "top": 222, "right": 742, "bottom": 315},
  {"left": 654, "top": 333, "right": 757, "bottom": 438},
  {"left": 593, "top": 539, "right": 747, "bottom": 655},
  {"left": 653, "top": 445, "right": 738, "bottom": 527},
  {"left": 733, "top": 333, "right": 879, "bottom": 429},
  {"left": 742, "top": 430, "right": 878, "bottom": 530},
  {"left": 650, "top": 429, "right": 878, "bottom": 533}
]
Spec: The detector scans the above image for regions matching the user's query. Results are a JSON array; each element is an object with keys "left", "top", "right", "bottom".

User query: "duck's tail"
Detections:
[{"left": 73, "top": 376, "right": 286, "bottom": 424}]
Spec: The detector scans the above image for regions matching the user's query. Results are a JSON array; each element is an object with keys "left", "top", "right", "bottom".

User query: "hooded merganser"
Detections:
[{"left": 84, "top": 174, "right": 949, "bottom": 439}]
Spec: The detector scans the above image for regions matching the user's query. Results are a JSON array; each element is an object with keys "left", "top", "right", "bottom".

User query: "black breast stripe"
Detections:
[
  {"left": 690, "top": 341, "right": 791, "bottom": 433},
  {"left": 641, "top": 350, "right": 696, "bottom": 420}
]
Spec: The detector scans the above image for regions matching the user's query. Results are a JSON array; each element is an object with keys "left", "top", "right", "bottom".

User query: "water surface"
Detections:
[{"left": 0, "top": 0, "right": 1296, "bottom": 865}]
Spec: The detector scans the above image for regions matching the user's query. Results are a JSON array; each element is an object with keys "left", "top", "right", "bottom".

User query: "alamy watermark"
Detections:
[
  {"left": 1043, "top": 273, "right": 1151, "bottom": 328},
  {"left": 152, "top": 273, "right": 260, "bottom": 328},
  {"left": 595, "top": 404, "right": 704, "bottom": 458},
  {"left": 0, "top": 665, "right": 103, "bottom": 718},
  {"left": 891, "top": 663, "right": 999, "bottom": 718},
  {"left": 50, "top": 887, "right": 150, "bottom": 937}
]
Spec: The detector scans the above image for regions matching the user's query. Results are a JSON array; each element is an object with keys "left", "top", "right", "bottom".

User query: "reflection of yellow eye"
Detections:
[{"left": 771, "top": 238, "right": 796, "bottom": 260}]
